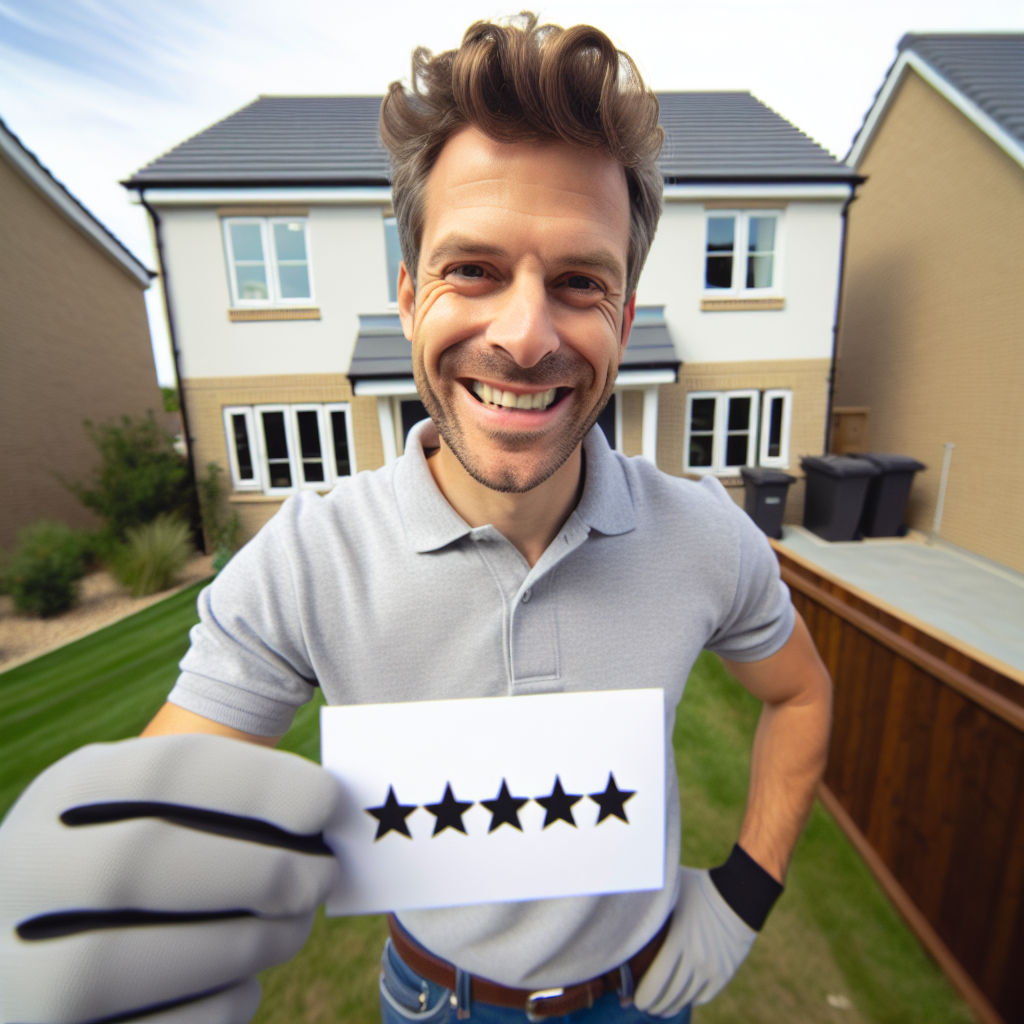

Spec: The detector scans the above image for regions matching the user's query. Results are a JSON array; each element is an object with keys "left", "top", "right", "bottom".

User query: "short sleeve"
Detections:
[
  {"left": 167, "top": 496, "right": 319, "bottom": 736},
  {"left": 699, "top": 477, "right": 796, "bottom": 663}
]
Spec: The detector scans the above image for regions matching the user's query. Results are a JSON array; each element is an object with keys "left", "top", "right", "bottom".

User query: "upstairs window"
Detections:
[
  {"left": 222, "top": 403, "right": 354, "bottom": 494},
  {"left": 384, "top": 215, "right": 402, "bottom": 306},
  {"left": 223, "top": 218, "right": 313, "bottom": 305},
  {"left": 704, "top": 212, "right": 780, "bottom": 293},
  {"left": 685, "top": 389, "right": 792, "bottom": 474}
]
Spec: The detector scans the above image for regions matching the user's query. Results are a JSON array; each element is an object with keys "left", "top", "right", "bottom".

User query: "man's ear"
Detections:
[
  {"left": 618, "top": 293, "right": 637, "bottom": 364},
  {"left": 397, "top": 262, "right": 415, "bottom": 342}
]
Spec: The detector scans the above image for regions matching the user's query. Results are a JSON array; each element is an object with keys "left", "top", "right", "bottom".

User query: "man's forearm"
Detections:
[{"left": 723, "top": 613, "right": 833, "bottom": 883}]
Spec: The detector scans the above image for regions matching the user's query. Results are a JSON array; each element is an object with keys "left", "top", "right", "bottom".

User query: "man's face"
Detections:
[{"left": 398, "top": 127, "right": 634, "bottom": 493}]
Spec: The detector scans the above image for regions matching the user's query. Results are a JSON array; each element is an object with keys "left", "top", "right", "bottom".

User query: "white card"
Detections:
[{"left": 321, "top": 689, "right": 665, "bottom": 916}]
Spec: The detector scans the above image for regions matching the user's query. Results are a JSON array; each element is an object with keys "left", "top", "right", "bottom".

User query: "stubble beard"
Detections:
[{"left": 414, "top": 344, "right": 616, "bottom": 494}]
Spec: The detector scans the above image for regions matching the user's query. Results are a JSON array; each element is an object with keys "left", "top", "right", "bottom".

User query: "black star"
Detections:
[
  {"left": 535, "top": 776, "right": 582, "bottom": 829},
  {"left": 365, "top": 786, "right": 417, "bottom": 840},
  {"left": 481, "top": 780, "right": 529, "bottom": 833},
  {"left": 588, "top": 773, "right": 635, "bottom": 824},
  {"left": 424, "top": 783, "right": 474, "bottom": 836}
]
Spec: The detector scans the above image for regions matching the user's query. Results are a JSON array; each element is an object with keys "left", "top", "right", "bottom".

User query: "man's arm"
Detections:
[
  {"left": 141, "top": 702, "right": 282, "bottom": 748},
  {"left": 720, "top": 610, "right": 832, "bottom": 883}
]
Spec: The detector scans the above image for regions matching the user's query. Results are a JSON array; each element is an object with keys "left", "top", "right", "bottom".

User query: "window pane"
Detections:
[
  {"left": 725, "top": 434, "right": 749, "bottom": 466},
  {"left": 262, "top": 412, "right": 288, "bottom": 459},
  {"left": 596, "top": 398, "right": 616, "bottom": 450},
  {"left": 296, "top": 411, "right": 322, "bottom": 459},
  {"left": 331, "top": 411, "right": 351, "bottom": 477},
  {"left": 747, "top": 217, "right": 776, "bottom": 253},
  {"left": 230, "top": 223, "right": 264, "bottom": 261},
  {"left": 235, "top": 265, "right": 268, "bottom": 300},
  {"left": 746, "top": 254, "right": 773, "bottom": 289},
  {"left": 705, "top": 256, "right": 733, "bottom": 289},
  {"left": 706, "top": 218, "right": 735, "bottom": 251},
  {"left": 727, "top": 397, "right": 750, "bottom": 431},
  {"left": 768, "top": 397, "right": 784, "bottom": 458},
  {"left": 273, "top": 222, "right": 307, "bottom": 261},
  {"left": 231, "top": 414, "right": 254, "bottom": 480},
  {"left": 690, "top": 398, "right": 717, "bottom": 433},
  {"left": 278, "top": 264, "right": 311, "bottom": 299},
  {"left": 400, "top": 399, "right": 429, "bottom": 444},
  {"left": 689, "top": 435, "right": 713, "bottom": 467},
  {"left": 384, "top": 217, "right": 402, "bottom": 305}
]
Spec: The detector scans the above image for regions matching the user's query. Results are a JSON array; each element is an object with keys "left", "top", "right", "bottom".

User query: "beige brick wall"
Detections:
[
  {"left": 0, "top": 153, "right": 163, "bottom": 550},
  {"left": 834, "top": 69, "right": 1024, "bottom": 572},
  {"left": 655, "top": 358, "right": 832, "bottom": 523},
  {"left": 619, "top": 391, "right": 644, "bottom": 457},
  {"left": 181, "top": 374, "right": 384, "bottom": 544}
]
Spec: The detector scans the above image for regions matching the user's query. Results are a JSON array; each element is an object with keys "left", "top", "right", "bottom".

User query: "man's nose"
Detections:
[{"left": 484, "top": 273, "right": 559, "bottom": 368}]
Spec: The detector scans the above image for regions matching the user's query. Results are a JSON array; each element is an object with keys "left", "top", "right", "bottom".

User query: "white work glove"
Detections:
[
  {"left": 634, "top": 865, "right": 758, "bottom": 1016},
  {"left": 0, "top": 734, "right": 342, "bottom": 1024}
]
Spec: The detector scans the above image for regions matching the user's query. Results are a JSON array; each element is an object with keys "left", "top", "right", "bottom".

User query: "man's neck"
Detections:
[{"left": 426, "top": 439, "right": 583, "bottom": 568}]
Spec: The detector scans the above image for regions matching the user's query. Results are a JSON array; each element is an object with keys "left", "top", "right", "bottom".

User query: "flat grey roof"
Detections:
[
  {"left": 125, "top": 92, "right": 856, "bottom": 188},
  {"left": 899, "top": 33, "right": 1024, "bottom": 146}
]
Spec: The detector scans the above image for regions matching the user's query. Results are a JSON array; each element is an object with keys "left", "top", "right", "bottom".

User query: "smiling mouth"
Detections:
[{"left": 469, "top": 380, "right": 566, "bottom": 411}]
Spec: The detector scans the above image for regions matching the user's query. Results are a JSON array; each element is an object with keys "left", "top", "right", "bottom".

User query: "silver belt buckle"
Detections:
[{"left": 525, "top": 988, "right": 565, "bottom": 1023}]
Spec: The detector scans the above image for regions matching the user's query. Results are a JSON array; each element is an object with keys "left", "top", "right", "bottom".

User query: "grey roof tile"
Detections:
[
  {"left": 126, "top": 92, "right": 854, "bottom": 188},
  {"left": 899, "top": 33, "right": 1024, "bottom": 145}
]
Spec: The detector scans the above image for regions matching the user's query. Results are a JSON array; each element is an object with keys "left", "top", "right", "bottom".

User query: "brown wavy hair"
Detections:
[{"left": 380, "top": 13, "right": 664, "bottom": 298}]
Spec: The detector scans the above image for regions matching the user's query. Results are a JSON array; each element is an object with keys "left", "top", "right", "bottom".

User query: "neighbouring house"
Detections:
[
  {"left": 0, "top": 116, "right": 162, "bottom": 551},
  {"left": 833, "top": 33, "right": 1024, "bottom": 573},
  {"left": 124, "top": 92, "right": 857, "bottom": 542}
]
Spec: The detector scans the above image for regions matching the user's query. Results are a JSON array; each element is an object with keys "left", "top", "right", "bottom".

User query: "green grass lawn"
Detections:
[{"left": 0, "top": 594, "right": 974, "bottom": 1024}]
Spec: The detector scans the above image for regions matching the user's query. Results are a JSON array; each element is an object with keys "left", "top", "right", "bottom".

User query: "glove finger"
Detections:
[
  {"left": 3, "top": 735, "right": 342, "bottom": 836},
  {"left": 644, "top": 958, "right": 697, "bottom": 1017},
  {"left": 0, "top": 913, "right": 312, "bottom": 1024},
  {"left": 119, "top": 979, "right": 262, "bottom": 1024},
  {"left": 3, "top": 816, "right": 340, "bottom": 923}
]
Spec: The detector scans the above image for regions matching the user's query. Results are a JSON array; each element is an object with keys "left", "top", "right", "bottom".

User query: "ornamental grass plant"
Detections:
[{"left": 111, "top": 515, "right": 193, "bottom": 598}]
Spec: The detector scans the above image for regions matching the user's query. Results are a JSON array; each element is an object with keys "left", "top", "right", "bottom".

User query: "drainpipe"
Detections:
[
  {"left": 931, "top": 442, "right": 956, "bottom": 540},
  {"left": 136, "top": 189, "right": 203, "bottom": 549},
  {"left": 824, "top": 181, "right": 860, "bottom": 454}
]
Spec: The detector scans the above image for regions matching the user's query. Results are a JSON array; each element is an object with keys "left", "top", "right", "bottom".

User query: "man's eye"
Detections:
[
  {"left": 565, "top": 275, "right": 598, "bottom": 290},
  {"left": 452, "top": 265, "right": 486, "bottom": 279}
]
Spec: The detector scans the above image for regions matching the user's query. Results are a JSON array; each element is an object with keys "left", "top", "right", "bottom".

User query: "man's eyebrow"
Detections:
[{"left": 426, "top": 235, "right": 510, "bottom": 266}]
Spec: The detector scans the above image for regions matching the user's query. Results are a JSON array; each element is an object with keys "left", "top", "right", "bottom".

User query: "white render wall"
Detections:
[
  {"left": 159, "top": 203, "right": 392, "bottom": 379},
  {"left": 637, "top": 199, "right": 846, "bottom": 364}
]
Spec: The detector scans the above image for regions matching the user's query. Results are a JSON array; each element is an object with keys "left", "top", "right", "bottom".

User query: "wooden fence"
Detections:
[{"left": 771, "top": 542, "right": 1024, "bottom": 1024}]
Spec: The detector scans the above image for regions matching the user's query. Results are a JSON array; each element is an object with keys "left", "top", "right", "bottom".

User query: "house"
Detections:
[
  {"left": 833, "top": 33, "right": 1024, "bottom": 573},
  {"left": 0, "top": 116, "right": 161, "bottom": 551},
  {"left": 124, "top": 93, "right": 857, "bottom": 542}
]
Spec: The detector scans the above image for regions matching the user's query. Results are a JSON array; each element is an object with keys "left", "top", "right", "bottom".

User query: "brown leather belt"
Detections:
[{"left": 387, "top": 914, "right": 670, "bottom": 1019}]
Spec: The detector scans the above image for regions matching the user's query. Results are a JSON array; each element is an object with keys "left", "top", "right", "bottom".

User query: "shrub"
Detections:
[
  {"left": 198, "top": 462, "right": 242, "bottom": 569},
  {"left": 160, "top": 387, "right": 180, "bottom": 413},
  {"left": 111, "top": 516, "right": 193, "bottom": 597},
  {"left": 6, "top": 521, "right": 86, "bottom": 617},
  {"left": 68, "top": 412, "right": 191, "bottom": 540}
]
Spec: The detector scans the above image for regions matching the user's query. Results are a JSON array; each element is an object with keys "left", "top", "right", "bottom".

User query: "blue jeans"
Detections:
[{"left": 379, "top": 939, "right": 692, "bottom": 1024}]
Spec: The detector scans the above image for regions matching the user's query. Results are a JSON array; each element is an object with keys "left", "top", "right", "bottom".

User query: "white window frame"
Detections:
[
  {"left": 702, "top": 210, "right": 783, "bottom": 296},
  {"left": 683, "top": 389, "right": 762, "bottom": 476},
  {"left": 223, "top": 406, "right": 262, "bottom": 491},
  {"left": 758, "top": 389, "right": 793, "bottom": 468},
  {"left": 223, "top": 217, "right": 315, "bottom": 307},
  {"left": 224, "top": 403, "right": 356, "bottom": 496},
  {"left": 325, "top": 402, "right": 358, "bottom": 478}
]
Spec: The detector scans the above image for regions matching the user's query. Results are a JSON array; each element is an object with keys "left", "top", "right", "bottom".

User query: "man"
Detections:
[{"left": 0, "top": 15, "right": 831, "bottom": 1024}]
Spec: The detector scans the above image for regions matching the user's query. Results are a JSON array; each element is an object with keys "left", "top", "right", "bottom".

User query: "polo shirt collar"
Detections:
[{"left": 394, "top": 419, "right": 637, "bottom": 554}]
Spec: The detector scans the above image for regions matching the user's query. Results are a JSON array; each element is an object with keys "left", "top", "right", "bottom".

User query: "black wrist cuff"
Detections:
[{"left": 708, "top": 844, "right": 783, "bottom": 931}]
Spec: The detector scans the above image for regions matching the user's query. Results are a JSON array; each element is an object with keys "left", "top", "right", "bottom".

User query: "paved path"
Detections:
[{"left": 779, "top": 527, "right": 1024, "bottom": 674}]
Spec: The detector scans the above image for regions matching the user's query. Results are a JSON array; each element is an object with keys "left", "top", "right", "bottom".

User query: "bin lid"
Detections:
[
  {"left": 800, "top": 454, "right": 880, "bottom": 478},
  {"left": 861, "top": 452, "right": 926, "bottom": 473},
  {"left": 740, "top": 467, "right": 797, "bottom": 486}
]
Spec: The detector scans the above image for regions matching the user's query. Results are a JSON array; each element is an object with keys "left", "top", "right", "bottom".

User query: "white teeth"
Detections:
[{"left": 471, "top": 382, "right": 559, "bottom": 410}]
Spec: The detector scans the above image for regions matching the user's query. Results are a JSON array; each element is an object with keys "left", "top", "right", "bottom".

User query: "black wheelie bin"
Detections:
[
  {"left": 858, "top": 453, "right": 926, "bottom": 537},
  {"left": 801, "top": 455, "right": 880, "bottom": 542},
  {"left": 740, "top": 467, "right": 797, "bottom": 539}
]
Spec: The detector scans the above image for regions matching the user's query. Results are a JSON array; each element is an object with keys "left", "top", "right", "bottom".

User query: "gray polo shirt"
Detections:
[{"left": 170, "top": 420, "right": 793, "bottom": 990}]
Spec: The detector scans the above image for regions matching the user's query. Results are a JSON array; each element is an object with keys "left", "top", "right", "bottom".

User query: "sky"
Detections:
[{"left": 2, "top": 0, "right": 1022, "bottom": 385}]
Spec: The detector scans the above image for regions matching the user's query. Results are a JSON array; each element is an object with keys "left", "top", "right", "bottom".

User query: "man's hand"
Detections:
[{"left": 0, "top": 734, "right": 341, "bottom": 1024}]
